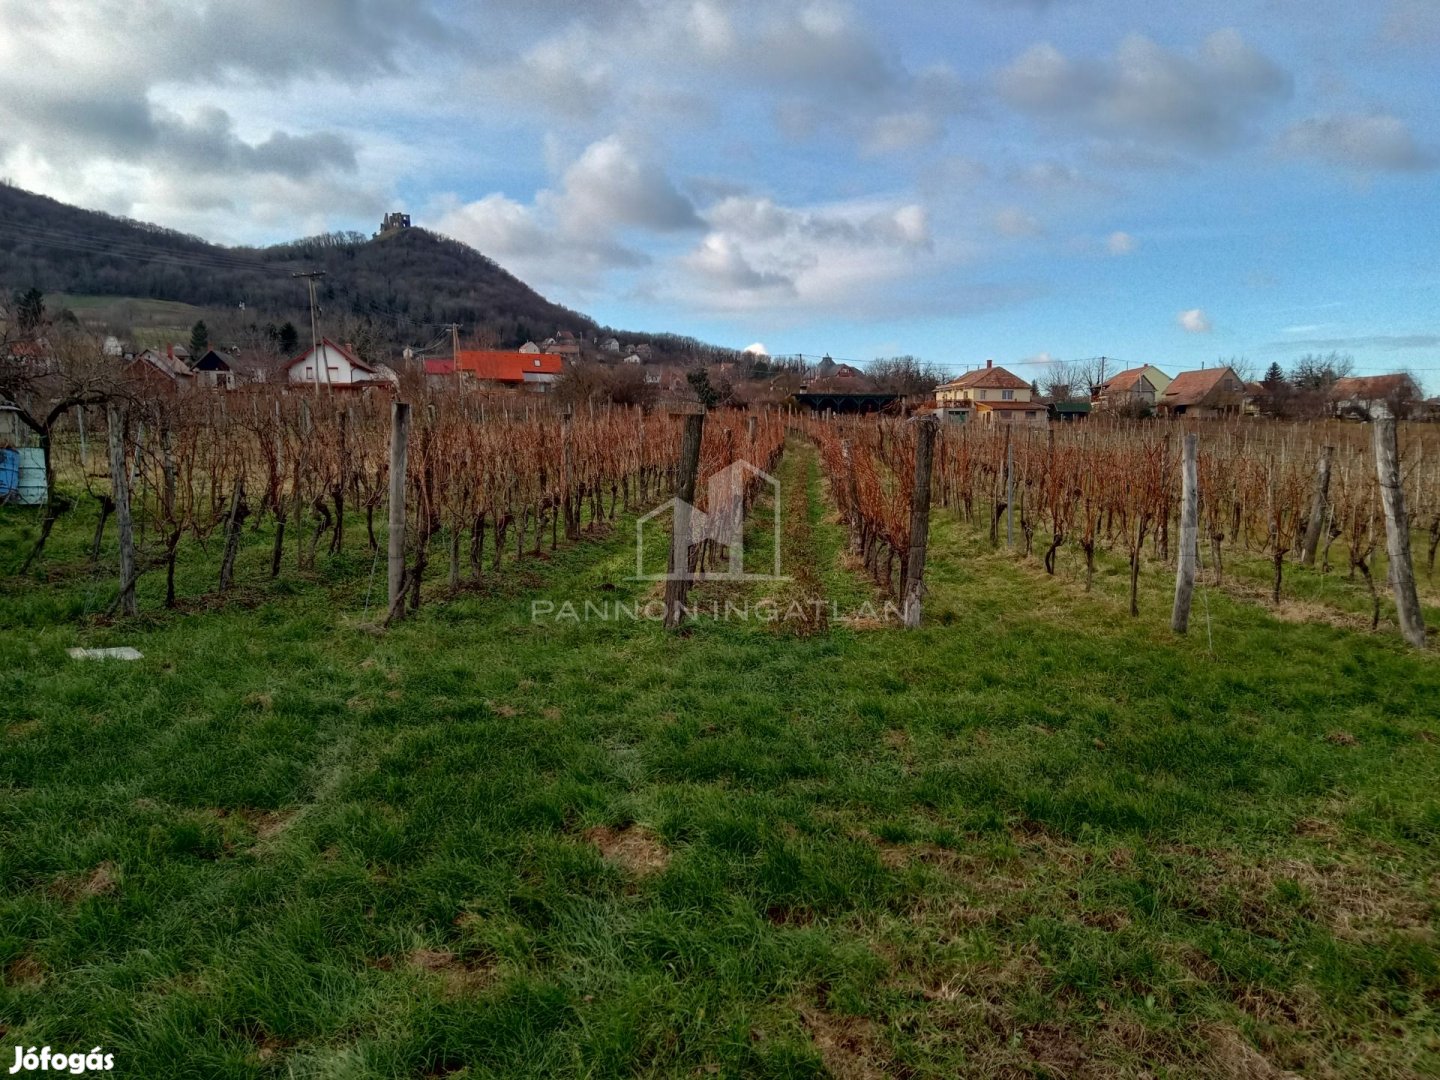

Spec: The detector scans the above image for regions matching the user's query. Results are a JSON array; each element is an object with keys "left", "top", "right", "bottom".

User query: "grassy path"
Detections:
[{"left": 1, "top": 467, "right": 1438, "bottom": 1077}]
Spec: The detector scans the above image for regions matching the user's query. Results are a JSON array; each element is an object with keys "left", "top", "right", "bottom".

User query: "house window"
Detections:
[
  {"left": 1026, "top": 411, "right": 1036, "bottom": 419},
  {"left": 1002, "top": 389, "right": 1014, "bottom": 401}
]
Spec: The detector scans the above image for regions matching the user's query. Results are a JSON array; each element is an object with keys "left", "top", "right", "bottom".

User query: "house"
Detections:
[
  {"left": 455, "top": 350, "right": 564, "bottom": 393},
  {"left": 1094, "top": 365, "right": 1170, "bottom": 413},
  {"left": 424, "top": 358, "right": 457, "bottom": 392},
  {"left": 540, "top": 335, "right": 580, "bottom": 358},
  {"left": 933, "top": 360, "right": 1047, "bottom": 427},
  {"left": 130, "top": 348, "right": 195, "bottom": 391},
  {"left": 192, "top": 348, "right": 239, "bottom": 389},
  {"left": 4, "top": 338, "right": 55, "bottom": 370},
  {"left": 102, "top": 335, "right": 124, "bottom": 357},
  {"left": 1329, "top": 373, "right": 1423, "bottom": 420},
  {"left": 599, "top": 337, "right": 621, "bottom": 354},
  {"left": 622, "top": 353, "right": 643, "bottom": 365},
  {"left": 1156, "top": 366, "right": 1247, "bottom": 417},
  {"left": 285, "top": 339, "right": 395, "bottom": 389},
  {"left": 518, "top": 341, "right": 541, "bottom": 354}
]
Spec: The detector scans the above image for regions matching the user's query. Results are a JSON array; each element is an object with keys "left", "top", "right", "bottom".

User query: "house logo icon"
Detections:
[{"left": 635, "top": 459, "right": 785, "bottom": 581}]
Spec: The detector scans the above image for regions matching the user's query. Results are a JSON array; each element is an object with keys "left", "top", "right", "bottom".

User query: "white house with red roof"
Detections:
[
  {"left": 285, "top": 339, "right": 395, "bottom": 388},
  {"left": 933, "top": 360, "right": 1047, "bottom": 427},
  {"left": 1093, "top": 364, "right": 1171, "bottom": 412}
]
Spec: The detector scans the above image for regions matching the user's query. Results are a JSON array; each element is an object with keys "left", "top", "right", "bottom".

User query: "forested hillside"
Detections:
[{"left": 0, "top": 182, "right": 594, "bottom": 349}]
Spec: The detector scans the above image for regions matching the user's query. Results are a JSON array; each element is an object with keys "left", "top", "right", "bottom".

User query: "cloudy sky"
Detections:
[{"left": 2, "top": 0, "right": 1438, "bottom": 380}]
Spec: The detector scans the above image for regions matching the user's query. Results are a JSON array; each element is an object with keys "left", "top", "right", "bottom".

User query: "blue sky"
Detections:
[{"left": 2, "top": 0, "right": 1437, "bottom": 385}]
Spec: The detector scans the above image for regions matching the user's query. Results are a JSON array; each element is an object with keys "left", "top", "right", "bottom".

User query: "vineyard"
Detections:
[
  {"left": 15, "top": 389, "right": 1440, "bottom": 643},
  {"left": 809, "top": 414, "right": 1440, "bottom": 641},
  {"left": 3, "top": 394, "right": 1439, "bottom": 1079}
]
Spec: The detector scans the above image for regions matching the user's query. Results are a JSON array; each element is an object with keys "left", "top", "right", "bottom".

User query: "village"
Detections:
[{"left": 10, "top": 320, "right": 1434, "bottom": 426}]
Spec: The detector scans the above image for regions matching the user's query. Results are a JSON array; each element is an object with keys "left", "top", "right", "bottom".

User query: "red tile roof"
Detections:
[
  {"left": 1099, "top": 366, "right": 1151, "bottom": 394},
  {"left": 456, "top": 350, "right": 564, "bottom": 382},
  {"left": 424, "top": 358, "right": 455, "bottom": 376},
  {"left": 939, "top": 364, "right": 1031, "bottom": 391},
  {"left": 1159, "top": 367, "right": 1242, "bottom": 409},
  {"left": 1330, "top": 374, "right": 1415, "bottom": 400}
]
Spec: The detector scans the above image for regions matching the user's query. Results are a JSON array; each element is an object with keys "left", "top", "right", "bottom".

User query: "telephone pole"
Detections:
[
  {"left": 292, "top": 270, "right": 328, "bottom": 392},
  {"left": 444, "top": 322, "right": 462, "bottom": 393}
]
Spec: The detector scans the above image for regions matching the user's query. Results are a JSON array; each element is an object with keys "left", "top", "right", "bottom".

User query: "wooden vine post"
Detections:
[
  {"left": 1373, "top": 419, "right": 1426, "bottom": 648},
  {"left": 386, "top": 401, "right": 411, "bottom": 624},
  {"left": 1004, "top": 425, "right": 1014, "bottom": 550},
  {"left": 1171, "top": 432, "right": 1198, "bottom": 634},
  {"left": 664, "top": 411, "right": 705, "bottom": 630},
  {"left": 840, "top": 438, "right": 862, "bottom": 554},
  {"left": 1299, "top": 444, "right": 1334, "bottom": 566},
  {"left": 902, "top": 414, "right": 937, "bottom": 629},
  {"left": 562, "top": 411, "right": 578, "bottom": 541},
  {"left": 106, "top": 403, "right": 137, "bottom": 617}
]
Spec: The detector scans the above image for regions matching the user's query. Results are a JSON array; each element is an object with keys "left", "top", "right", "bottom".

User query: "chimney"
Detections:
[{"left": 986, "top": 358, "right": 993, "bottom": 369}]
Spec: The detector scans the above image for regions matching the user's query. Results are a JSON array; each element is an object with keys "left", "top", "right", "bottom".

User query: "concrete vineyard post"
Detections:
[
  {"left": 1171, "top": 433, "right": 1198, "bottom": 634},
  {"left": 1299, "top": 445, "right": 1334, "bottom": 566},
  {"left": 562, "top": 412, "right": 577, "bottom": 541},
  {"left": 1373, "top": 419, "right": 1427, "bottom": 648},
  {"left": 1005, "top": 427, "right": 1014, "bottom": 550},
  {"left": 387, "top": 401, "right": 411, "bottom": 624},
  {"left": 903, "top": 415, "right": 937, "bottom": 629},
  {"left": 664, "top": 412, "right": 705, "bottom": 630}
]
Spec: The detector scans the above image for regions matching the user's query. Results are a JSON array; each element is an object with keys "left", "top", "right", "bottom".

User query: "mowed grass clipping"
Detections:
[{"left": 1, "top": 438, "right": 1437, "bottom": 1079}]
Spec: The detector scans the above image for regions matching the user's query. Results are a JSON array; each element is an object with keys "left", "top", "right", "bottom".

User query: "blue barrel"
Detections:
[
  {"left": 14, "top": 447, "right": 47, "bottom": 506},
  {"left": 0, "top": 448, "right": 17, "bottom": 501}
]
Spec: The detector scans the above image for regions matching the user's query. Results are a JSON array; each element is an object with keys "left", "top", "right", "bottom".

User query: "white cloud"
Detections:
[
  {"left": 743, "top": 342, "right": 770, "bottom": 355},
  {"left": 1106, "top": 231, "right": 1137, "bottom": 255},
  {"left": 560, "top": 136, "right": 701, "bottom": 231},
  {"left": 996, "top": 30, "right": 1291, "bottom": 150},
  {"left": 993, "top": 207, "right": 1045, "bottom": 237},
  {"left": 430, "top": 135, "right": 699, "bottom": 293},
  {"left": 0, "top": 0, "right": 457, "bottom": 231},
  {"left": 672, "top": 193, "right": 935, "bottom": 314},
  {"left": 1382, "top": 0, "right": 1440, "bottom": 47},
  {"left": 1178, "top": 308, "right": 1212, "bottom": 333},
  {"left": 1280, "top": 113, "right": 1434, "bottom": 172}
]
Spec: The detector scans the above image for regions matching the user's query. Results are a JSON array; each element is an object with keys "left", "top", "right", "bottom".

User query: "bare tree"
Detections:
[
  {"left": 1041, "top": 358, "right": 1097, "bottom": 403},
  {"left": 1, "top": 319, "right": 127, "bottom": 570},
  {"left": 868, "top": 356, "right": 944, "bottom": 396}
]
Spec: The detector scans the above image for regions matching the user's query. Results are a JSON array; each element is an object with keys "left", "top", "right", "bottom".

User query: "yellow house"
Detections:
[{"left": 934, "top": 360, "right": 1047, "bottom": 427}]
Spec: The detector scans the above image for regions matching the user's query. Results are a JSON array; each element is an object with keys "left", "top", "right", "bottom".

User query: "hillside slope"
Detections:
[{"left": 0, "top": 183, "right": 594, "bottom": 348}]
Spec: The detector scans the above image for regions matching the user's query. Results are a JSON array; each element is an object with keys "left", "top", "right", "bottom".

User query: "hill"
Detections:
[{"left": 0, "top": 182, "right": 596, "bottom": 352}]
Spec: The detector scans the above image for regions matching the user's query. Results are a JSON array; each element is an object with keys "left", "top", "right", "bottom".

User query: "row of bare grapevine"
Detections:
[
  {"left": 806, "top": 414, "right": 1440, "bottom": 618},
  {"left": 43, "top": 388, "right": 787, "bottom": 616}
]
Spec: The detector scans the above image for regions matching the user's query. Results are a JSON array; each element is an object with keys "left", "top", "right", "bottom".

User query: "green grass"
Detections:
[{"left": 2, "top": 440, "right": 1437, "bottom": 1078}]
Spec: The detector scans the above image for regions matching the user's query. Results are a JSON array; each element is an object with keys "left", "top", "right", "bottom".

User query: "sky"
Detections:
[{"left": 1, "top": 0, "right": 1438, "bottom": 385}]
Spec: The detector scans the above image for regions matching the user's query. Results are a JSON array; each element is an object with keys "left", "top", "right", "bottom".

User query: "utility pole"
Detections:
[
  {"left": 292, "top": 271, "right": 328, "bottom": 393},
  {"left": 443, "top": 322, "right": 462, "bottom": 394}
]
